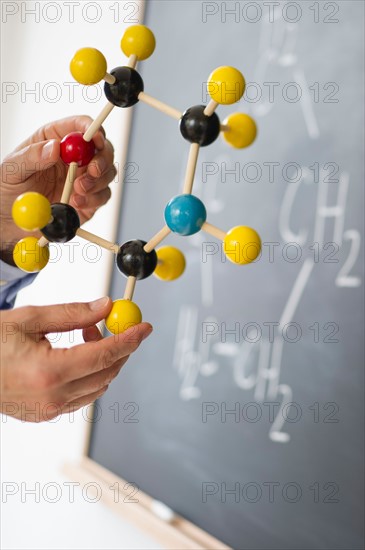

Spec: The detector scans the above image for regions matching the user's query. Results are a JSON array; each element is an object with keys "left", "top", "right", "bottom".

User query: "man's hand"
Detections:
[
  {"left": 0, "top": 116, "right": 116, "bottom": 262},
  {"left": 0, "top": 297, "right": 152, "bottom": 422}
]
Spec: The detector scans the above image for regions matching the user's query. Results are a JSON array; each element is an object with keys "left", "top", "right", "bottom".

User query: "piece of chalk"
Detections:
[{"left": 151, "top": 499, "right": 176, "bottom": 523}]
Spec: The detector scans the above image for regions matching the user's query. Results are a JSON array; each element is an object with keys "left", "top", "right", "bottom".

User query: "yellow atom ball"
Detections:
[
  {"left": 224, "top": 226, "right": 261, "bottom": 265},
  {"left": 12, "top": 192, "right": 51, "bottom": 231},
  {"left": 13, "top": 237, "right": 49, "bottom": 272},
  {"left": 154, "top": 246, "right": 186, "bottom": 281},
  {"left": 121, "top": 25, "right": 156, "bottom": 61},
  {"left": 105, "top": 299, "right": 142, "bottom": 335},
  {"left": 70, "top": 48, "right": 107, "bottom": 85},
  {"left": 222, "top": 113, "right": 257, "bottom": 149},
  {"left": 207, "top": 66, "right": 245, "bottom": 105}
]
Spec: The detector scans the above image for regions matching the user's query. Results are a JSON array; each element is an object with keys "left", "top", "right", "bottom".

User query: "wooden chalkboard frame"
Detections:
[
  {"left": 63, "top": 447, "right": 229, "bottom": 550},
  {"left": 62, "top": 3, "right": 229, "bottom": 547}
]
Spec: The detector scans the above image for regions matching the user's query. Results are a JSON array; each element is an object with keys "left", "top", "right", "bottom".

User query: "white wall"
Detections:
[{"left": 1, "top": 1, "right": 161, "bottom": 548}]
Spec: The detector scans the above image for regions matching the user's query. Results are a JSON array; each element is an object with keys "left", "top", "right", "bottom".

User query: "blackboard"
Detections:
[{"left": 88, "top": 2, "right": 364, "bottom": 548}]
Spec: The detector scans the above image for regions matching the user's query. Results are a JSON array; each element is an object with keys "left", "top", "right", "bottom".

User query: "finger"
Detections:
[
  {"left": 63, "top": 357, "right": 128, "bottom": 401},
  {"left": 15, "top": 116, "right": 106, "bottom": 152},
  {"left": 74, "top": 166, "right": 117, "bottom": 199},
  {"left": 73, "top": 142, "right": 115, "bottom": 193},
  {"left": 72, "top": 186, "right": 112, "bottom": 210},
  {"left": 87, "top": 139, "right": 114, "bottom": 178},
  {"left": 60, "top": 386, "right": 109, "bottom": 417},
  {"left": 1, "top": 140, "right": 60, "bottom": 184},
  {"left": 51, "top": 322, "right": 153, "bottom": 383},
  {"left": 22, "top": 297, "right": 112, "bottom": 334},
  {"left": 83, "top": 325, "right": 102, "bottom": 342}
]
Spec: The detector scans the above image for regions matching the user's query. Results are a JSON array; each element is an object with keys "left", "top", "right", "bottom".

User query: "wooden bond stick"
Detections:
[
  {"left": 83, "top": 102, "right": 115, "bottom": 142},
  {"left": 144, "top": 226, "right": 171, "bottom": 253},
  {"left": 124, "top": 276, "right": 137, "bottom": 300},
  {"left": 76, "top": 228, "right": 119, "bottom": 254},
  {"left": 201, "top": 222, "right": 226, "bottom": 241},
  {"left": 104, "top": 72, "right": 116, "bottom": 85},
  {"left": 138, "top": 92, "right": 182, "bottom": 120},
  {"left": 38, "top": 236, "right": 49, "bottom": 248},
  {"left": 127, "top": 54, "right": 138, "bottom": 69},
  {"left": 61, "top": 162, "right": 78, "bottom": 204},
  {"left": 220, "top": 124, "right": 230, "bottom": 132},
  {"left": 204, "top": 99, "right": 219, "bottom": 117},
  {"left": 183, "top": 143, "right": 200, "bottom": 194}
]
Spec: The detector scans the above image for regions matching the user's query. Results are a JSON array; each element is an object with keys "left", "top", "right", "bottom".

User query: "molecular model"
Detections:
[{"left": 11, "top": 25, "right": 261, "bottom": 334}]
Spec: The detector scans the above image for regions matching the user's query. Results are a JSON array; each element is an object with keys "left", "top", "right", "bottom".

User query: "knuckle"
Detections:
[
  {"left": 89, "top": 159, "right": 101, "bottom": 177},
  {"left": 22, "top": 305, "right": 39, "bottom": 321},
  {"left": 81, "top": 114, "right": 93, "bottom": 125},
  {"left": 100, "top": 349, "right": 117, "bottom": 370},
  {"left": 61, "top": 302, "right": 83, "bottom": 328},
  {"left": 23, "top": 144, "right": 33, "bottom": 162},
  {"left": 98, "top": 338, "right": 141, "bottom": 371},
  {"left": 126, "top": 337, "right": 142, "bottom": 353}
]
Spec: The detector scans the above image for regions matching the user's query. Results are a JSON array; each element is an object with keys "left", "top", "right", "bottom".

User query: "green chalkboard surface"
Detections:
[{"left": 89, "top": 2, "right": 364, "bottom": 548}]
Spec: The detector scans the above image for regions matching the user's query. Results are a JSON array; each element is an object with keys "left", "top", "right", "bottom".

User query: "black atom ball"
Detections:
[
  {"left": 179, "top": 105, "right": 220, "bottom": 146},
  {"left": 104, "top": 67, "right": 144, "bottom": 108},
  {"left": 116, "top": 240, "right": 157, "bottom": 280},
  {"left": 41, "top": 203, "right": 80, "bottom": 243}
]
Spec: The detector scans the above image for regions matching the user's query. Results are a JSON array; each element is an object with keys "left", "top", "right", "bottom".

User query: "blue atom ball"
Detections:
[{"left": 164, "top": 194, "right": 207, "bottom": 236}]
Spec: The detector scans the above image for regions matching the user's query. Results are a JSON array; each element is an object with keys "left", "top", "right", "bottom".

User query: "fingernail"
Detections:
[
  {"left": 141, "top": 325, "right": 153, "bottom": 341},
  {"left": 90, "top": 297, "right": 110, "bottom": 310},
  {"left": 42, "top": 140, "right": 56, "bottom": 161},
  {"left": 87, "top": 158, "right": 104, "bottom": 179},
  {"left": 95, "top": 157, "right": 106, "bottom": 173},
  {"left": 73, "top": 194, "right": 86, "bottom": 207}
]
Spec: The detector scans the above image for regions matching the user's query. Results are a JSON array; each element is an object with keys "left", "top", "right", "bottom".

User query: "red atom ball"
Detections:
[{"left": 60, "top": 132, "right": 95, "bottom": 167}]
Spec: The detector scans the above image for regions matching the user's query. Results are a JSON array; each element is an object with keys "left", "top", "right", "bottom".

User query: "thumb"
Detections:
[
  {"left": 2, "top": 139, "right": 60, "bottom": 184},
  {"left": 23, "top": 297, "right": 112, "bottom": 335}
]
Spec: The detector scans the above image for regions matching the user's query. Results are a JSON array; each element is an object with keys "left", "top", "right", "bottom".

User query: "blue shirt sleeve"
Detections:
[{"left": 0, "top": 260, "right": 37, "bottom": 310}]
